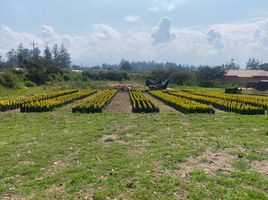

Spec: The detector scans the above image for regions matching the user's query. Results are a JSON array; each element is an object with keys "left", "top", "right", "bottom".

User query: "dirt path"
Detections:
[
  {"left": 105, "top": 91, "right": 132, "bottom": 113},
  {"left": 214, "top": 108, "right": 225, "bottom": 114},
  {"left": 145, "top": 93, "right": 180, "bottom": 113},
  {"left": 0, "top": 109, "right": 20, "bottom": 118}
]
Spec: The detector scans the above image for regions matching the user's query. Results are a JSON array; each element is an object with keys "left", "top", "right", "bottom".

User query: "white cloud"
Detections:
[
  {"left": 151, "top": 17, "right": 176, "bottom": 44},
  {"left": 124, "top": 15, "right": 141, "bottom": 23},
  {"left": 0, "top": 25, "right": 42, "bottom": 52},
  {"left": 1, "top": 16, "right": 268, "bottom": 66},
  {"left": 41, "top": 25, "right": 61, "bottom": 44},
  {"left": 206, "top": 29, "right": 224, "bottom": 49},
  {"left": 149, "top": 6, "right": 159, "bottom": 12},
  {"left": 92, "top": 23, "right": 120, "bottom": 40},
  {"left": 150, "top": 0, "right": 187, "bottom": 12}
]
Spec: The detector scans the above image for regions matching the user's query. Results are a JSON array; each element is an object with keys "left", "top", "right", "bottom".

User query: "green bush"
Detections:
[
  {"left": 82, "top": 70, "right": 130, "bottom": 81},
  {"left": 62, "top": 73, "right": 72, "bottom": 81},
  {"left": 24, "top": 81, "right": 36, "bottom": 87},
  {"left": 0, "top": 72, "right": 18, "bottom": 88}
]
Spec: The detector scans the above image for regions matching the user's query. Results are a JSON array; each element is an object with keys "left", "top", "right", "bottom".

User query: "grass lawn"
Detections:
[{"left": 1, "top": 104, "right": 268, "bottom": 199}]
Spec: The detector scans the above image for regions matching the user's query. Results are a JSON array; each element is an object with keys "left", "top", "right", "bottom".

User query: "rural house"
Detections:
[{"left": 223, "top": 70, "right": 268, "bottom": 87}]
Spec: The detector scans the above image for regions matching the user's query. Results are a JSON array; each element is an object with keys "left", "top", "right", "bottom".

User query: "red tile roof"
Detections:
[{"left": 225, "top": 70, "right": 268, "bottom": 78}]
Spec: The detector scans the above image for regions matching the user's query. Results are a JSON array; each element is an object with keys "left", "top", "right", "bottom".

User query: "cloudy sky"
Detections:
[{"left": 1, "top": 0, "right": 268, "bottom": 66}]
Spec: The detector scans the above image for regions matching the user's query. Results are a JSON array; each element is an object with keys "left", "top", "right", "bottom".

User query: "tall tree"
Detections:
[
  {"left": 246, "top": 58, "right": 260, "bottom": 70},
  {"left": 31, "top": 46, "right": 41, "bottom": 61},
  {"left": 52, "top": 44, "right": 71, "bottom": 69},
  {"left": 120, "top": 59, "right": 132, "bottom": 71},
  {"left": 17, "top": 43, "right": 24, "bottom": 67},
  {"left": 0, "top": 54, "right": 4, "bottom": 70},
  {"left": 225, "top": 58, "right": 240, "bottom": 70},
  {"left": 197, "top": 65, "right": 226, "bottom": 87},
  {"left": 17, "top": 43, "right": 30, "bottom": 68},
  {"left": 43, "top": 45, "right": 52, "bottom": 62},
  {"left": 259, "top": 63, "right": 268, "bottom": 71},
  {"left": 6, "top": 49, "right": 17, "bottom": 69},
  {"left": 169, "top": 71, "right": 192, "bottom": 85},
  {"left": 58, "top": 44, "right": 71, "bottom": 69}
]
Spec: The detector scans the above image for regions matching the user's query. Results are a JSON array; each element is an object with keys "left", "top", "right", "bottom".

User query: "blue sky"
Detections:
[{"left": 1, "top": 0, "right": 268, "bottom": 66}]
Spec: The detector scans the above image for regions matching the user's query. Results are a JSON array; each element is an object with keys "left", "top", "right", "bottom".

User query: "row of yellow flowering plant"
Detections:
[
  {"left": 72, "top": 89, "right": 117, "bottom": 113},
  {"left": 149, "top": 90, "right": 214, "bottom": 114},
  {"left": 169, "top": 91, "right": 265, "bottom": 115},
  {"left": 129, "top": 90, "right": 159, "bottom": 113},
  {"left": 20, "top": 89, "right": 96, "bottom": 112},
  {"left": 0, "top": 89, "right": 77, "bottom": 112},
  {"left": 185, "top": 90, "right": 268, "bottom": 109}
]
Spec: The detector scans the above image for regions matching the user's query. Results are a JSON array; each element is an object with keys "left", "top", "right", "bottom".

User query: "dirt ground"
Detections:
[
  {"left": 177, "top": 148, "right": 236, "bottom": 177},
  {"left": 145, "top": 93, "right": 180, "bottom": 113},
  {"left": 106, "top": 91, "right": 178, "bottom": 113},
  {"left": 152, "top": 148, "right": 238, "bottom": 180},
  {"left": 103, "top": 82, "right": 145, "bottom": 90},
  {"left": 105, "top": 91, "right": 132, "bottom": 113}
]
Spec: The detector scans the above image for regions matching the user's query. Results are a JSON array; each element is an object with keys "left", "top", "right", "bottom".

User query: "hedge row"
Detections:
[
  {"left": 186, "top": 90, "right": 268, "bottom": 109},
  {"left": 20, "top": 89, "right": 96, "bottom": 112},
  {"left": 129, "top": 90, "right": 159, "bottom": 113},
  {"left": 0, "top": 89, "right": 77, "bottom": 112},
  {"left": 72, "top": 89, "right": 117, "bottom": 113},
  {"left": 149, "top": 90, "right": 214, "bottom": 114},
  {"left": 169, "top": 91, "right": 265, "bottom": 115}
]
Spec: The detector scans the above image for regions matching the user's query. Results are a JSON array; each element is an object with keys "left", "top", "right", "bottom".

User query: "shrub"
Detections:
[
  {"left": 82, "top": 70, "right": 130, "bottom": 81},
  {"left": 24, "top": 81, "right": 36, "bottom": 87},
  {"left": 62, "top": 73, "right": 72, "bottom": 81},
  {"left": 0, "top": 72, "right": 18, "bottom": 88}
]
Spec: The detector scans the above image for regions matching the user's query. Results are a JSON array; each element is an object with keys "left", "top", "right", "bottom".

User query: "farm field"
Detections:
[{"left": 0, "top": 85, "right": 268, "bottom": 199}]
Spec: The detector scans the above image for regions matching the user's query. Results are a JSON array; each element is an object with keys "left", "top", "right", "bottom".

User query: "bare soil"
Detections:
[
  {"left": 251, "top": 160, "right": 268, "bottom": 176},
  {"left": 178, "top": 148, "right": 236, "bottom": 177},
  {"left": 99, "top": 134, "right": 128, "bottom": 147},
  {"left": 214, "top": 108, "right": 225, "bottom": 113},
  {"left": 2, "top": 193, "right": 24, "bottom": 200},
  {"left": 105, "top": 91, "right": 132, "bottom": 113},
  {"left": 145, "top": 93, "right": 180, "bottom": 113},
  {"left": 0, "top": 109, "right": 20, "bottom": 117},
  {"left": 104, "top": 82, "right": 144, "bottom": 90},
  {"left": 153, "top": 148, "right": 237, "bottom": 180}
]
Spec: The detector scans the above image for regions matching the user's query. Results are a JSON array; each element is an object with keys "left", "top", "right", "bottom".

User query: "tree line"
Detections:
[
  {"left": 80, "top": 58, "right": 268, "bottom": 87},
  {"left": 0, "top": 43, "right": 72, "bottom": 87},
  {"left": 1, "top": 43, "right": 268, "bottom": 88},
  {"left": 80, "top": 59, "right": 236, "bottom": 87}
]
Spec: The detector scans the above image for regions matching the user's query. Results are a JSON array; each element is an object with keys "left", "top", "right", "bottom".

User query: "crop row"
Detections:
[
  {"left": 169, "top": 91, "right": 265, "bottom": 115},
  {"left": 20, "top": 89, "right": 96, "bottom": 112},
  {"left": 185, "top": 90, "right": 268, "bottom": 109},
  {"left": 129, "top": 90, "right": 159, "bottom": 113},
  {"left": 149, "top": 91, "right": 214, "bottom": 114},
  {"left": 72, "top": 89, "right": 117, "bottom": 113},
  {"left": 0, "top": 89, "right": 77, "bottom": 112}
]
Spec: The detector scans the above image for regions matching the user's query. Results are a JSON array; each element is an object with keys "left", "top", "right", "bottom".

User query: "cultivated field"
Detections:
[{"left": 0, "top": 84, "right": 268, "bottom": 199}]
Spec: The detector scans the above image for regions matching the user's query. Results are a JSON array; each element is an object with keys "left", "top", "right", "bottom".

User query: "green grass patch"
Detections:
[{"left": 0, "top": 84, "right": 268, "bottom": 199}]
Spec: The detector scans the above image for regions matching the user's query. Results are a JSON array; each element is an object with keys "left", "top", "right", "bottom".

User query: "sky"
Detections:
[{"left": 1, "top": 0, "right": 268, "bottom": 67}]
